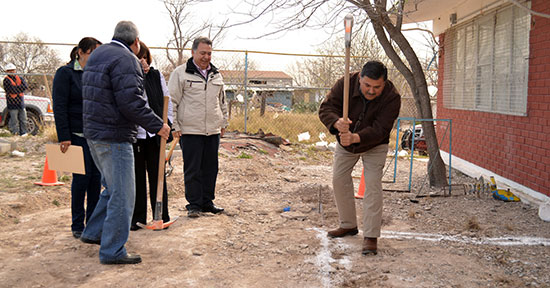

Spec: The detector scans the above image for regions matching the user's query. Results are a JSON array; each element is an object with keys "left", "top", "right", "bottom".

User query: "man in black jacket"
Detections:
[
  {"left": 79, "top": 21, "right": 170, "bottom": 265},
  {"left": 319, "top": 61, "right": 401, "bottom": 256}
]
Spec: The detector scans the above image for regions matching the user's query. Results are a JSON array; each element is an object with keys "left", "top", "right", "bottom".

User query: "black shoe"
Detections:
[
  {"left": 202, "top": 205, "right": 224, "bottom": 214},
  {"left": 187, "top": 209, "right": 200, "bottom": 218},
  {"left": 72, "top": 231, "right": 83, "bottom": 239},
  {"left": 130, "top": 224, "right": 142, "bottom": 231},
  {"left": 100, "top": 253, "right": 142, "bottom": 265},
  {"left": 80, "top": 236, "right": 101, "bottom": 245}
]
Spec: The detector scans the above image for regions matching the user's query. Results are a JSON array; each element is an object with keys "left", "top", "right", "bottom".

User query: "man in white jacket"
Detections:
[{"left": 168, "top": 36, "right": 228, "bottom": 218}]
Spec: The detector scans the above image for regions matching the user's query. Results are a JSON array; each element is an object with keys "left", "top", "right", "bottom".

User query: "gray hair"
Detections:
[
  {"left": 113, "top": 21, "right": 139, "bottom": 46},
  {"left": 192, "top": 36, "right": 212, "bottom": 51}
]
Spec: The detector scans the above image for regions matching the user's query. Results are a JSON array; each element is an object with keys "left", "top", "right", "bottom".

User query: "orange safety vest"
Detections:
[{"left": 5, "top": 75, "right": 24, "bottom": 99}]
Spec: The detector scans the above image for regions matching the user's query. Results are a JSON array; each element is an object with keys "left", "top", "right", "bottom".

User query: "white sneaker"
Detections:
[{"left": 21, "top": 133, "right": 28, "bottom": 137}]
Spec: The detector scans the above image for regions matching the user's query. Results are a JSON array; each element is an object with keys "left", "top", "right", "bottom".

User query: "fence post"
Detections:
[
  {"left": 244, "top": 51, "right": 248, "bottom": 133},
  {"left": 42, "top": 74, "right": 52, "bottom": 101}
]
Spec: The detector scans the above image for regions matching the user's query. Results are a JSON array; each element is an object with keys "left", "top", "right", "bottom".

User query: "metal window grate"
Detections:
[{"left": 443, "top": 3, "right": 530, "bottom": 116}]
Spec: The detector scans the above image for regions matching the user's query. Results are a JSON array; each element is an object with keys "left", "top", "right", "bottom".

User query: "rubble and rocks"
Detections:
[{"left": 0, "top": 134, "right": 548, "bottom": 287}]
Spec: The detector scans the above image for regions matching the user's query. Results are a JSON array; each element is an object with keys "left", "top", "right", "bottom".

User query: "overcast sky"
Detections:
[{"left": 1, "top": 0, "right": 433, "bottom": 71}]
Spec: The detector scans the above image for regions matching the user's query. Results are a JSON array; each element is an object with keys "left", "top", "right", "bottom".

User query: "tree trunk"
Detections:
[{"left": 363, "top": 0, "right": 447, "bottom": 187}]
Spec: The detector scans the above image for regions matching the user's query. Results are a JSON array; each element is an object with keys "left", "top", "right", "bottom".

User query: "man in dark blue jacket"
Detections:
[{"left": 79, "top": 21, "right": 170, "bottom": 265}]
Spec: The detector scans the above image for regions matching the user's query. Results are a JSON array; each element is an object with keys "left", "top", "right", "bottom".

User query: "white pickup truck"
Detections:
[{"left": 0, "top": 87, "right": 54, "bottom": 135}]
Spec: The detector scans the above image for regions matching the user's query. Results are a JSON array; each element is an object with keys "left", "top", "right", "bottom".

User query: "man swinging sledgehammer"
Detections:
[{"left": 319, "top": 60, "right": 401, "bottom": 255}]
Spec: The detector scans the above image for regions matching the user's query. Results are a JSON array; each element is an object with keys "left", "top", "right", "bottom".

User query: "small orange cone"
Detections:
[
  {"left": 354, "top": 168, "right": 365, "bottom": 199},
  {"left": 34, "top": 157, "right": 64, "bottom": 186}
]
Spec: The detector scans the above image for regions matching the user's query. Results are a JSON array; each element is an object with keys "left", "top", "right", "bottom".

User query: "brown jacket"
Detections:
[{"left": 319, "top": 72, "right": 401, "bottom": 154}]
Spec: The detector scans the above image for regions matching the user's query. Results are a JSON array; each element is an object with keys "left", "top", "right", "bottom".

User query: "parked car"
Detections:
[
  {"left": 0, "top": 87, "right": 54, "bottom": 135},
  {"left": 400, "top": 124, "right": 429, "bottom": 155}
]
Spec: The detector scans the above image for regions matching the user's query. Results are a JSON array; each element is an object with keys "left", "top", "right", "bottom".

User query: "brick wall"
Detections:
[{"left": 436, "top": 0, "right": 550, "bottom": 197}]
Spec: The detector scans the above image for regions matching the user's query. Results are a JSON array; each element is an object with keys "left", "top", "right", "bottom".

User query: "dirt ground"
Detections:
[{"left": 0, "top": 133, "right": 549, "bottom": 288}]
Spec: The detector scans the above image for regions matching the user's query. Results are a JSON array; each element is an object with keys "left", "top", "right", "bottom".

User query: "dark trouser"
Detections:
[
  {"left": 8, "top": 108, "right": 27, "bottom": 135},
  {"left": 71, "top": 134, "right": 101, "bottom": 232},
  {"left": 180, "top": 134, "right": 220, "bottom": 211},
  {"left": 132, "top": 136, "right": 170, "bottom": 225}
]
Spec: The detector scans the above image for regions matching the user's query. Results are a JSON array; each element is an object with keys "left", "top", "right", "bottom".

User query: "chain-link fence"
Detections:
[
  {"left": 195, "top": 49, "right": 429, "bottom": 144},
  {"left": 1, "top": 41, "right": 434, "bottom": 142},
  {"left": 0, "top": 72, "right": 54, "bottom": 135}
]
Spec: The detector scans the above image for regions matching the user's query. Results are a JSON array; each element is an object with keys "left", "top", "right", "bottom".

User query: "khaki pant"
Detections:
[{"left": 332, "top": 143, "right": 388, "bottom": 238}]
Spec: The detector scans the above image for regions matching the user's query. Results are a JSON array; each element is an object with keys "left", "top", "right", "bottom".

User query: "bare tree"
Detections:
[
  {"left": 163, "top": 0, "right": 228, "bottom": 70},
  {"left": 1, "top": 33, "right": 61, "bottom": 75},
  {"left": 415, "top": 25, "right": 439, "bottom": 92},
  {"left": 235, "top": 0, "right": 447, "bottom": 187},
  {"left": 1, "top": 33, "right": 61, "bottom": 93},
  {"left": 0, "top": 44, "right": 6, "bottom": 66},
  {"left": 217, "top": 56, "right": 259, "bottom": 72},
  {"left": 289, "top": 28, "right": 394, "bottom": 90}
]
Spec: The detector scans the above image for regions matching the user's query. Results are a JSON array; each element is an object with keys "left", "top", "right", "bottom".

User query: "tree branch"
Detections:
[
  {"left": 507, "top": 0, "right": 550, "bottom": 18},
  {"left": 401, "top": 27, "right": 439, "bottom": 46},
  {"left": 363, "top": 1, "right": 414, "bottom": 81}
]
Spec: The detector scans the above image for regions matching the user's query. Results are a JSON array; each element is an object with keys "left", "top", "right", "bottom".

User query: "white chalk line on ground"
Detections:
[
  {"left": 307, "top": 228, "right": 549, "bottom": 287},
  {"left": 381, "top": 230, "right": 550, "bottom": 246},
  {"left": 310, "top": 227, "right": 352, "bottom": 288}
]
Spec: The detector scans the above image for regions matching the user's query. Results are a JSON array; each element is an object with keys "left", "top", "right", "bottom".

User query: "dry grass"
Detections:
[
  {"left": 228, "top": 110, "right": 334, "bottom": 143},
  {"left": 228, "top": 110, "right": 400, "bottom": 146},
  {"left": 0, "top": 128, "right": 12, "bottom": 137},
  {"left": 42, "top": 123, "right": 58, "bottom": 143}
]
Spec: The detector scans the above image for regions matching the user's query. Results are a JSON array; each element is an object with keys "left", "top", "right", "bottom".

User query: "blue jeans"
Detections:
[
  {"left": 82, "top": 139, "right": 135, "bottom": 262},
  {"left": 70, "top": 135, "right": 101, "bottom": 233},
  {"left": 8, "top": 108, "right": 27, "bottom": 135}
]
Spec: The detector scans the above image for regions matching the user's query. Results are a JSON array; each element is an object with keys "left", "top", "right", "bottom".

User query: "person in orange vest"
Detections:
[{"left": 3, "top": 63, "right": 29, "bottom": 136}]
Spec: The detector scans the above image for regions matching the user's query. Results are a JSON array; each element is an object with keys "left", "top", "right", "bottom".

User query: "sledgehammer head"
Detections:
[{"left": 344, "top": 14, "right": 354, "bottom": 47}]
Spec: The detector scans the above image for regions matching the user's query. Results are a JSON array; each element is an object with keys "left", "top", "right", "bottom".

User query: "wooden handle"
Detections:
[
  {"left": 343, "top": 14, "right": 353, "bottom": 121},
  {"left": 155, "top": 96, "right": 169, "bottom": 204},
  {"left": 343, "top": 46, "right": 350, "bottom": 121},
  {"left": 165, "top": 136, "right": 180, "bottom": 162}
]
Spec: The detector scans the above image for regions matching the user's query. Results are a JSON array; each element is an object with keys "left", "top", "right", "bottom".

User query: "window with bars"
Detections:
[{"left": 443, "top": 3, "right": 530, "bottom": 115}]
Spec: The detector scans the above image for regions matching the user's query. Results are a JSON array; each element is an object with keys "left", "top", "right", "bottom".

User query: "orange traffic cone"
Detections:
[
  {"left": 354, "top": 168, "right": 365, "bottom": 199},
  {"left": 34, "top": 157, "right": 64, "bottom": 186}
]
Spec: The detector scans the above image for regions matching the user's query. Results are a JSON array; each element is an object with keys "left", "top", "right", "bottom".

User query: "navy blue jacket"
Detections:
[
  {"left": 52, "top": 61, "right": 85, "bottom": 142},
  {"left": 82, "top": 40, "right": 163, "bottom": 143}
]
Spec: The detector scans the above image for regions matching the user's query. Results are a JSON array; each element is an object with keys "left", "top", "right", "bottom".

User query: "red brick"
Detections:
[{"left": 538, "top": 148, "right": 547, "bottom": 158}]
